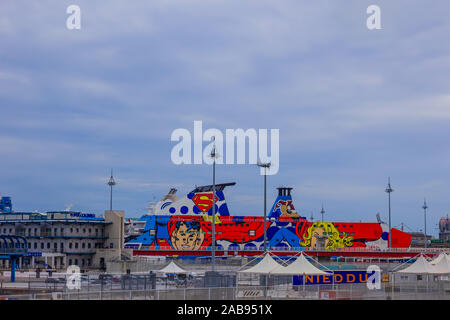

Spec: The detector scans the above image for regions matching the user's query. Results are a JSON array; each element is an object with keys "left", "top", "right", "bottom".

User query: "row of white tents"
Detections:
[
  {"left": 238, "top": 252, "right": 330, "bottom": 275},
  {"left": 241, "top": 252, "right": 450, "bottom": 276},
  {"left": 153, "top": 252, "right": 450, "bottom": 276},
  {"left": 153, "top": 252, "right": 329, "bottom": 276},
  {"left": 394, "top": 253, "right": 450, "bottom": 275}
]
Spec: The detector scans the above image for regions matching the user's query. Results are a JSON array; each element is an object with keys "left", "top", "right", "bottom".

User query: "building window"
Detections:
[
  {"left": 88, "top": 243, "right": 91, "bottom": 249},
  {"left": 69, "top": 243, "right": 73, "bottom": 249},
  {"left": 70, "top": 228, "right": 73, "bottom": 233},
  {"left": 54, "top": 243, "right": 57, "bottom": 249},
  {"left": 75, "top": 243, "right": 78, "bottom": 249},
  {"left": 34, "top": 243, "right": 37, "bottom": 249},
  {"left": 69, "top": 259, "right": 72, "bottom": 265},
  {"left": 74, "top": 259, "right": 78, "bottom": 265},
  {"left": 41, "top": 243, "right": 44, "bottom": 249},
  {"left": 82, "top": 243, "right": 85, "bottom": 249},
  {"left": 83, "top": 229, "right": 86, "bottom": 233},
  {"left": 47, "top": 243, "right": 50, "bottom": 249}
]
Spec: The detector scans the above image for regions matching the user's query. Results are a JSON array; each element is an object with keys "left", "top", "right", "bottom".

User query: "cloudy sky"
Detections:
[{"left": 1, "top": 1, "right": 449, "bottom": 236}]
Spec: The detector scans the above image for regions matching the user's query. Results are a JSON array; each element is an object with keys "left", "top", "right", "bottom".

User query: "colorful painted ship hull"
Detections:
[{"left": 125, "top": 184, "right": 412, "bottom": 256}]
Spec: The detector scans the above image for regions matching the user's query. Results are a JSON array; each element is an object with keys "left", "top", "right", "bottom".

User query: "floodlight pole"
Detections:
[
  {"left": 107, "top": 169, "right": 116, "bottom": 212},
  {"left": 257, "top": 162, "right": 271, "bottom": 253},
  {"left": 422, "top": 199, "right": 428, "bottom": 249},
  {"left": 385, "top": 177, "right": 394, "bottom": 249},
  {"left": 257, "top": 161, "right": 271, "bottom": 300},
  {"left": 211, "top": 138, "right": 217, "bottom": 272}
]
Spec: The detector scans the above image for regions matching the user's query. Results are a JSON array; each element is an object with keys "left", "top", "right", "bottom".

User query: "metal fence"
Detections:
[{"left": 2, "top": 282, "right": 449, "bottom": 300}]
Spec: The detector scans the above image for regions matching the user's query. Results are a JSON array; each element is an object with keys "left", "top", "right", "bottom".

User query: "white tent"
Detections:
[
  {"left": 157, "top": 261, "right": 187, "bottom": 274},
  {"left": 431, "top": 253, "right": 450, "bottom": 265},
  {"left": 239, "top": 253, "right": 282, "bottom": 274},
  {"left": 396, "top": 255, "right": 438, "bottom": 274},
  {"left": 431, "top": 255, "right": 450, "bottom": 274},
  {"left": 269, "top": 253, "right": 332, "bottom": 275}
]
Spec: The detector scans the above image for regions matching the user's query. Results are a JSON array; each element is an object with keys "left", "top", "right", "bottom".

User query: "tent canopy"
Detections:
[
  {"left": 157, "top": 261, "right": 187, "bottom": 274},
  {"left": 269, "top": 253, "right": 331, "bottom": 275},
  {"left": 431, "top": 253, "right": 450, "bottom": 265},
  {"left": 396, "top": 255, "right": 448, "bottom": 274},
  {"left": 431, "top": 255, "right": 450, "bottom": 274},
  {"left": 239, "top": 253, "right": 281, "bottom": 274},
  {"left": 239, "top": 252, "right": 331, "bottom": 275}
]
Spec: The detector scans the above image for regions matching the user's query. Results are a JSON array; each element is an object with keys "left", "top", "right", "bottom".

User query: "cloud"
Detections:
[{"left": 1, "top": 0, "right": 450, "bottom": 234}]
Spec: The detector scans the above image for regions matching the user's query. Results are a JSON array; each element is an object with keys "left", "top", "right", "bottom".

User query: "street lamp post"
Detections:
[
  {"left": 321, "top": 205, "right": 325, "bottom": 223},
  {"left": 210, "top": 138, "right": 219, "bottom": 272},
  {"left": 385, "top": 177, "right": 394, "bottom": 249},
  {"left": 107, "top": 169, "right": 116, "bottom": 212},
  {"left": 422, "top": 199, "right": 428, "bottom": 249},
  {"left": 257, "top": 162, "right": 271, "bottom": 253},
  {"left": 257, "top": 161, "right": 270, "bottom": 300}
]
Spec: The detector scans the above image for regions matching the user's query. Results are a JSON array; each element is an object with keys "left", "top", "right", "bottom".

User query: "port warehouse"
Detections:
[{"left": 0, "top": 209, "right": 125, "bottom": 270}]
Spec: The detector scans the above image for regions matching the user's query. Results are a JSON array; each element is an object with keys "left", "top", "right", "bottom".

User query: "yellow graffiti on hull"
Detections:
[{"left": 299, "top": 222, "right": 353, "bottom": 249}]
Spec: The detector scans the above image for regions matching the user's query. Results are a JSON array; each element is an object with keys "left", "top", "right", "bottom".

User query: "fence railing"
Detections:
[{"left": 2, "top": 283, "right": 449, "bottom": 300}]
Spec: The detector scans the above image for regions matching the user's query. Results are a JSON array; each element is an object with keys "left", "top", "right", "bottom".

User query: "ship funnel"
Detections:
[{"left": 269, "top": 187, "right": 300, "bottom": 219}]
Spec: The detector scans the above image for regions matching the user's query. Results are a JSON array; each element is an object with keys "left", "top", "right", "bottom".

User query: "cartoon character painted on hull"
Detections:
[
  {"left": 273, "top": 199, "right": 299, "bottom": 218},
  {"left": 298, "top": 222, "right": 354, "bottom": 249},
  {"left": 169, "top": 220, "right": 206, "bottom": 250}
]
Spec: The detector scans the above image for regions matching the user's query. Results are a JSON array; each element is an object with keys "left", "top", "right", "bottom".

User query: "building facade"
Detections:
[
  {"left": 408, "top": 232, "right": 432, "bottom": 248},
  {"left": 0, "top": 205, "right": 125, "bottom": 271},
  {"left": 439, "top": 217, "right": 450, "bottom": 242}
]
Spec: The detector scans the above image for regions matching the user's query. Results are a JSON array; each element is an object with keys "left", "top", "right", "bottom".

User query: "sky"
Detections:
[{"left": 1, "top": 0, "right": 449, "bottom": 237}]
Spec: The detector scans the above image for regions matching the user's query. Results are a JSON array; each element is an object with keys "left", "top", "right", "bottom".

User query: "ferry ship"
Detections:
[{"left": 125, "top": 183, "right": 412, "bottom": 256}]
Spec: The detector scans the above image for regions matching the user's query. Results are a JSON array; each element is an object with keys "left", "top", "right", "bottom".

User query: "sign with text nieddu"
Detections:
[{"left": 293, "top": 270, "right": 376, "bottom": 285}]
